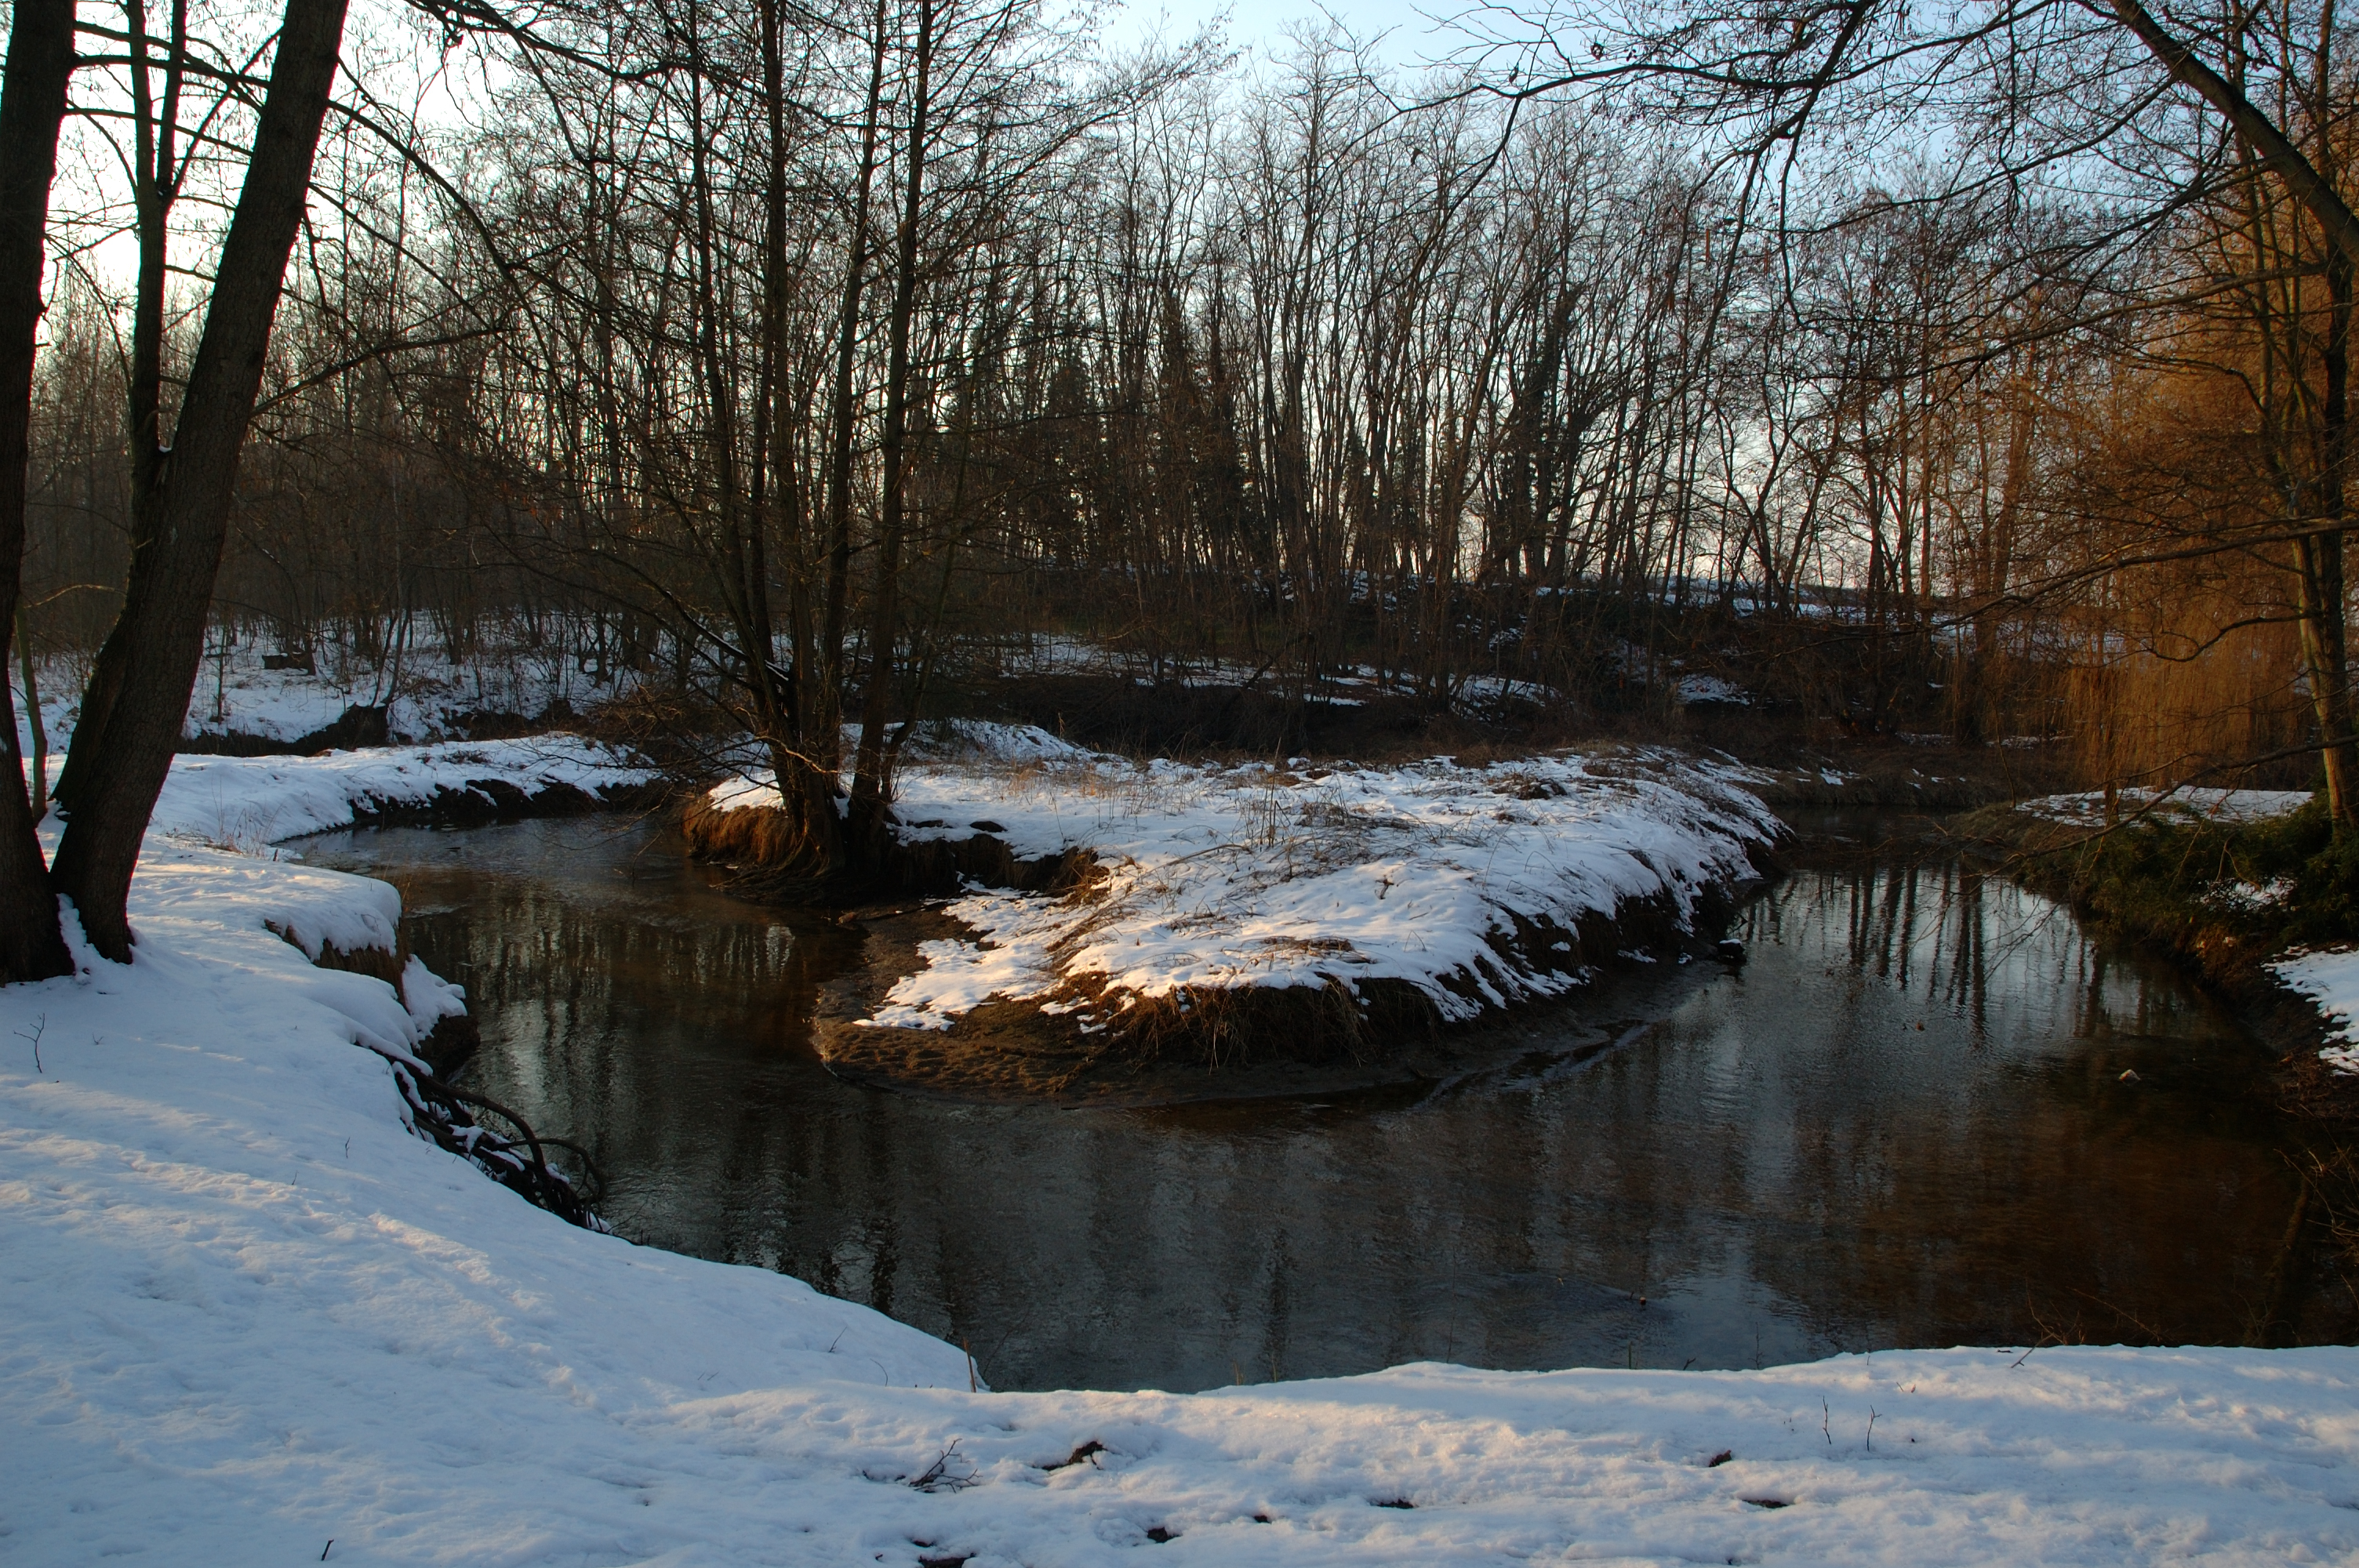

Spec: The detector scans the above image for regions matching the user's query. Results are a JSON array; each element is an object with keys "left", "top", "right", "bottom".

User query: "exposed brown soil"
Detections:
[
  {"left": 809, "top": 905, "right": 1447, "bottom": 1105},
  {"left": 679, "top": 790, "right": 1103, "bottom": 898}
]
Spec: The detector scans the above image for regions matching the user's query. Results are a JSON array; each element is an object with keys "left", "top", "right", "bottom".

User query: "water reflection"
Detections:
[{"left": 309, "top": 817, "right": 2305, "bottom": 1392}]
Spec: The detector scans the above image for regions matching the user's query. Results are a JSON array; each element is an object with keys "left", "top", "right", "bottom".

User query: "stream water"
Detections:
[{"left": 307, "top": 813, "right": 2314, "bottom": 1392}]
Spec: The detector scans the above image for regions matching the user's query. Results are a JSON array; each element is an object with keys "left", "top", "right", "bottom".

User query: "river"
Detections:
[{"left": 307, "top": 811, "right": 2311, "bottom": 1392}]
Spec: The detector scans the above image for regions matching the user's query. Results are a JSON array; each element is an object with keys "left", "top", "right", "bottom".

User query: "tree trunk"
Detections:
[
  {"left": 848, "top": 0, "right": 934, "bottom": 851},
  {"left": 0, "top": 0, "right": 76, "bottom": 984},
  {"left": 819, "top": 0, "right": 890, "bottom": 764},
  {"left": 2301, "top": 236, "right": 2357, "bottom": 826},
  {"left": 53, "top": 0, "right": 187, "bottom": 813},
  {"left": 49, "top": 0, "right": 351, "bottom": 960}
]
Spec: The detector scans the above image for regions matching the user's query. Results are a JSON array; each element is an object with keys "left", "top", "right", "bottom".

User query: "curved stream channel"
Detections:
[{"left": 310, "top": 812, "right": 2321, "bottom": 1392}]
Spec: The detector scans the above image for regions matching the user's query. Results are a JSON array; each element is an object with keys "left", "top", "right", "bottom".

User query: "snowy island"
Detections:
[{"left": 690, "top": 724, "right": 1782, "bottom": 1099}]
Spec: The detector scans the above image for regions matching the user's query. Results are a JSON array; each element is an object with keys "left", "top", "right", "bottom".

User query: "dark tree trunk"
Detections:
[
  {"left": 820, "top": 0, "right": 890, "bottom": 760},
  {"left": 745, "top": 0, "right": 885, "bottom": 886},
  {"left": 49, "top": 0, "right": 351, "bottom": 961},
  {"left": 2300, "top": 241, "right": 2357, "bottom": 826},
  {"left": 848, "top": 0, "right": 934, "bottom": 849},
  {"left": 0, "top": 0, "right": 76, "bottom": 984}
]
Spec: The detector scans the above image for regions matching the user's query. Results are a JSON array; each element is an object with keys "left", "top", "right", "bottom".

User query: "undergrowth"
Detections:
[{"left": 1997, "top": 796, "right": 2359, "bottom": 990}]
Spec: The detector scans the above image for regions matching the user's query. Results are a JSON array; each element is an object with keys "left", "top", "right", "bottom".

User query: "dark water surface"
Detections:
[{"left": 308, "top": 815, "right": 2309, "bottom": 1392}]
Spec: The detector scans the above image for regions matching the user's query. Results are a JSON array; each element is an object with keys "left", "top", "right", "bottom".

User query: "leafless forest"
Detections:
[{"left": 6, "top": 0, "right": 2359, "bottom": 964}]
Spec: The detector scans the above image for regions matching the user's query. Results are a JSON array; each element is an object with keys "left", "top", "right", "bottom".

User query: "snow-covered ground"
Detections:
[
  {"left": 711, "top": 726, "right": 1780, "bottom": 1033},
  {"left": 990, "top": 633, "right": 1763, "bottom": 712},
  {"left": 2273, "top": 947, "right": 2359, "bottom": 1076},
  {"left": 145, "top": 735, "right": 656, "bottom": 852},
  {"left": 987, "top": 635, "right": 1584, "bottom": 714},
  {"left": 8, "top": 746, "right": 2359, "bottom": 1562},
  {"left": 14, "top": 623, "right": 638, "bottom": 757},
  {"left": 2, "top": 860, "right": 2354, "bottom": 1566},
  {"left": 2019, "top": 786, "right": 2314, "bottom": 825}
]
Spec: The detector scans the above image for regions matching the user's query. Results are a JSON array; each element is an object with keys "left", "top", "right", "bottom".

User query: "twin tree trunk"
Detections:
[{"left": 0, "top": 0, "right": 351, "bottom": 978}]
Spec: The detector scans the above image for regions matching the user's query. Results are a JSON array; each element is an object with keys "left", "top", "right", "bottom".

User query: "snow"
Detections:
[
  {"left": 2020, "top": 787, "right": 2314, "bottom": 825},
  {"left": 2272, "top": 947, "right": 2359, "bottom": 1076},
  {"left": 1676, "top": 673, "right": 1751, "bottom": 706},
  {"left": 15, "top": 622, "right": 640, "bottom": 756},
  {"left": 979, "top": 636, "right": 1570, "bottom": 716},
  {"left": 2205, "top": 877, "right": 2297, "bottom": 915},
  {"left": 714, "top": 727, "right": 1780, "bottom": 1031},
  {"left": 7, "top": 748, "right": 2359, "bottom": 1563},
  {"left": 143, "top": 735, "right": 656, "bottom": 854}
]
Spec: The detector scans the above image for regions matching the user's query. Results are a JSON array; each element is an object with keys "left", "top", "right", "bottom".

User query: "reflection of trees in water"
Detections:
[
  {"left": 382, "top": 842, "right": 2303, "bottom": 1391},
  {"left": 1728, "top": 863, "right": 2284, "bottom": 1354},
  {"left": 1753, "top": 856, "right": 2210, "bottom": 1051}
]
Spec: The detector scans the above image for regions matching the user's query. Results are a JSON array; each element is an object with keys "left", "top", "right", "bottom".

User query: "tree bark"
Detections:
[
  {"left": 49, "top": 0, "right": 351, "bottom": 960},
  {"left": 2310, "top": 0, "right": 2358, "bottom": 826},
  {"left": 2108, "top": 0, "right": 2359, "bottom": 821},
  {"left": 820, "top": 0, "right": 890, "bottom": 768},
  {"left": 0, "top": 0, "right": 76, "bottom": 984},
  {"left": 2304, "top": 206, "right": 2358, "bottom": 825}
]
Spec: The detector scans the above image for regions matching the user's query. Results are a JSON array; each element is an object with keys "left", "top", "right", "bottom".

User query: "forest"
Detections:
[{"left": 6, "top": 0, "right": 2359, "bottom": 967}]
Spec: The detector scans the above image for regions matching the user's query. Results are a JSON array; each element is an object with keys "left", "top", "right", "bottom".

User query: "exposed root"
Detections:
[
  {"left": 376, "top": 1044, "right": 607, "bottom": 1229},
  {"left": 275, "top": 928, "right": 604, "bottom": 1229}
]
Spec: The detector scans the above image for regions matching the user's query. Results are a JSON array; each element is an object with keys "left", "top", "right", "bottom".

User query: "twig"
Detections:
[
  {"left": 15, "top": 1013, "right": 45, "bottom": 1074},
  {"left": 911, "top": 1439, "right": 978, "bottom": 1492}
]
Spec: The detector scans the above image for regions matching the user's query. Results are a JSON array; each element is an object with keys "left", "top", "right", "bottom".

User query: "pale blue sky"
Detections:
[{"left": 1095, "top": 0, "right": 1474, "bottom": 70}]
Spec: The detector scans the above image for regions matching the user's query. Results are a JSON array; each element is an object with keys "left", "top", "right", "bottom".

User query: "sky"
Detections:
[{"left": 1096, "top": 0, "right": 1473, "bottom": 69}]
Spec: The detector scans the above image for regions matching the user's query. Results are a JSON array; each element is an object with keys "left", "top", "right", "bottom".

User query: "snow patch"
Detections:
[
  {"left": 1677, "top": 673, "right": 1751, "bottom": 706},
  {"left": 2273, "top": 946, "right": 2359, "bottom": 1075},
  {"left": 2021, "top": 787, "right": 2313, "bottom": 825},
  {"left": 145, "top": 735, "right": 654, "bottom": 852}
]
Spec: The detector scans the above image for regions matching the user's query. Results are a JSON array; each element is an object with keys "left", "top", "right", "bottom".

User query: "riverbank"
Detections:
[
  {"left": 692, "top": 726, "right": 1780, "bottom": 1095},
  {"left": 5, "top": 772, "right": 2357, "bottom": 1562},
  {"left": 1951, "top": 789, "right": 2359, "bottom": 1091}
]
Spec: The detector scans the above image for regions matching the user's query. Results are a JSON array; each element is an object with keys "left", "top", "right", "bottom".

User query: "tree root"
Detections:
[{"left": 366, "top": 1042, "right": 607, "bottom": 1229}]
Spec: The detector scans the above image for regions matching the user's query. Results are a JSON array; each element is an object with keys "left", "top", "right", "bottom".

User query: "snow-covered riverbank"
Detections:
[
  {"left": 708, "top": 726, "right": 1780, "bottom": 1053},
  {"left": 7, "top": 746, "right": 2359, "bottom": 1563}
]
